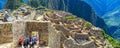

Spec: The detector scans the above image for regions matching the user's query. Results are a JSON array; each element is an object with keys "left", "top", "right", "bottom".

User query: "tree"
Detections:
[
  {"left": 27, "top": 0, "right": 40, "bottom": 8},
  {"left": 4, "top": 0, "right": 24, "bottom": 10}
]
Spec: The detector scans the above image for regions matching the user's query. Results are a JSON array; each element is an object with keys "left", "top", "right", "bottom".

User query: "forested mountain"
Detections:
[{"left": 4, "top": 0, "right": 24, "bottom": 10}]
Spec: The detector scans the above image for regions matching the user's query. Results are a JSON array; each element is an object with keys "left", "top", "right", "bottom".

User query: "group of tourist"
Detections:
[{"left": 18, "top": 36, "right": 39, "bottom": 48}]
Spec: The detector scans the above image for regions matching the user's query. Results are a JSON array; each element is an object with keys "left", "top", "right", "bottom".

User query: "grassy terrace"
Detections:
[
  {"left": 65, "top": 15, "right": 77, "bottom": 20},
  {"left": 101, "top": 30, "right": 120, "bottom": 48}
]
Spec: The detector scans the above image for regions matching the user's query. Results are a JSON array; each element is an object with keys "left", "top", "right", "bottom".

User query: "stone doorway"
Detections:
[
  {"left": 31, "top": 31, "right": 39, "bottom": 45},
  {"left": 26, "top": 21, "right": 49, "bottom": 47},
  {"left": 30, "top": 30, "right": 48, "bottom": 47},
  {"left": 31, "top": 31, "right": 39, "bottom": 38}
]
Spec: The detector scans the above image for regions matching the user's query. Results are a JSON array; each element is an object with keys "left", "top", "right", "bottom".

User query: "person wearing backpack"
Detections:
[
  {"left": 18, "top": 37, "right": 24, "bottom": 48},
  {"left": 29, "top": 36, "right": 34, "bottom": 48},
  {"left": 23, "top": 37, "right": 30, "bottom": 48}
]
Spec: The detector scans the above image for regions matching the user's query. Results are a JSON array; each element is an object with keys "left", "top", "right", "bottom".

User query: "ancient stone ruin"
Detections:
[
  {"left": 0, "top": 5, "right": 108, "bottom": 48},
  {"left": 0, "top": 20, "right": 99, "bottom": 48}
]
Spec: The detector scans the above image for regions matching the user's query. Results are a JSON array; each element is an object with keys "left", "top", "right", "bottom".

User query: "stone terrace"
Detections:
[{"left": 0, "top": 6, "right": 106, "bottom": 48}]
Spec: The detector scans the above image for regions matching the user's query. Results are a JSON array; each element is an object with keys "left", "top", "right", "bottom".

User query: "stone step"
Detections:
[{"left": 0, "top": 42, "right": 13, "bottom": 48}]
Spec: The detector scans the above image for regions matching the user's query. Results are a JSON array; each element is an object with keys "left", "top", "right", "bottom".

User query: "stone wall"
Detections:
[
  {"left": 12, "top": 21, "right": 26, "bottom": 45},
  {"left": 73, "top": 33, "right": 89, "bottom": 39},
  {"left": 64, "top": 38, "right": 83, "bottom": 48},
  {"left": 64, "top": 38, "right": 96, "bottom": 48},
  {"left": 0, "top": 20, "right": 96, "bottom": 48},
  {"left": 48, "top": 24, "right": 62, "bottom": 48},
  {"left": 0, "top": 22, "right": 13, "bottom": 44},
  {"left": 82, "top": 40, "right": 96, "bottom": 48},
  {"left": 26, "top": 21, "right": 49, "bottom": 32},
  {"left": 12, "top": 20, "right": 51, "bottom": 47},
  {"left": 54, "top": 24, "right": 71, "bottom": 37}
]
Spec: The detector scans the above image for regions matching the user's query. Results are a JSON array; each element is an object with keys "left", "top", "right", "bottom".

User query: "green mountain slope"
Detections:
[{"left": 4, "top": 0, "right": 24, "bottom": 10}]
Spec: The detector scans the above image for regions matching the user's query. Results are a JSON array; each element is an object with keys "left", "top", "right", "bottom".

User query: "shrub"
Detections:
[
  {"left": 101, "top": 30, "right": 120, "bottom": 48},
  {"left": 36, "top": 6, "right": 46, "bottom": 10},
  {"left": 84, "top": 22, "right": 91, "bottom": 27},
  {"left": 45, "top": 11, "right": 53, "bottom": 15}
]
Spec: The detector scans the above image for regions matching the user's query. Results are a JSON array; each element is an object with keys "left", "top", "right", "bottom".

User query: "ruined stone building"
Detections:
[
  {"left": 0, "top": 5, "right": 108, "bottom": 48},
  {"left": 0, "top": 20, "right": 98, "bottom": 48}
]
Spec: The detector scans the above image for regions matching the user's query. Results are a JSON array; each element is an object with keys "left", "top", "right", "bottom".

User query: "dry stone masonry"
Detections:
[
  {"left": 12, "top": 21, "right": 26, "bottom": 46},
  {"left": 0, "top": 5, "right": 110, "bottom": 48},
  {"left": 0, "top": 22, "right": 12, "bottom": 44}
]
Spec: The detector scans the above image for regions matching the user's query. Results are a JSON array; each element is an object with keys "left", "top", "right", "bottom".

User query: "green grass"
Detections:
[
  {"left": 65, "top": 15, "right": 77, "bottom": 20},
  {"left": 84, "top": 22, "right": 91, "bottom": 27},
  {"left": 44, "top": 11, "right": 53, "bottom": 15},
  {"left": 36, "top": 6, "right": 46, "bottom": 10},
  {"left": 101, "top": 30, "right": 120, "bottom": 48}
]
